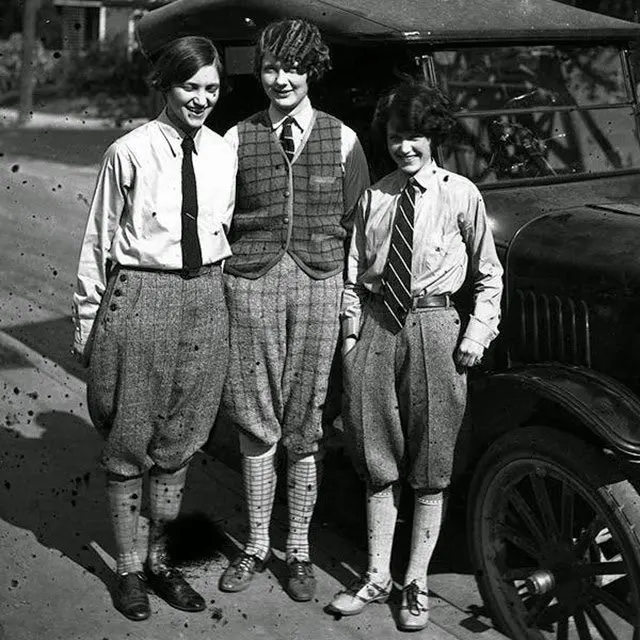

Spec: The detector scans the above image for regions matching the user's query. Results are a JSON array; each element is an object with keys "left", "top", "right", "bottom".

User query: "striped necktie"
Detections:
[
  {"left": 280, "top": 116, "right": 296, "bottom": 162},
  {"left": 381, "top": 178, "right": 417, "bottom": 333},
  {"left": 181, "top": 135, "right": 202, "bottom": 271}
]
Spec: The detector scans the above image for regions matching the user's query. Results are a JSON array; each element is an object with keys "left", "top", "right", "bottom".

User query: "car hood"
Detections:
[
  {"left": 504, "top": 192, "right": 640, "bottom": 297},
  {"left": 484, "top": 173, "right": 640, "bottom": 252}
]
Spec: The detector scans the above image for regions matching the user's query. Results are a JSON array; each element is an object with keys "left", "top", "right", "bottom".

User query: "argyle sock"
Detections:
[
  {"left": 147, "top": 465, "right": 188, "bottom": 572},
  {"left": 106, "top": 474, "right": 144, "bottom": 575},
  {"left": 404, "top": 490, "right": 444, "bottom": 591},
  {"left": 366, "top": 482, "right": 400, "bottom": 584},
  {"left": 242, "top": 449, "right": 277, "bottom": 560},
  {"left": 286, "top": 455, "right": 320, "bottom": 563}
]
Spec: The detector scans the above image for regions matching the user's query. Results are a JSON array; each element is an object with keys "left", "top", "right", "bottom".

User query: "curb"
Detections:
[
  {"left": 0, "top": 107, "right": 147, "bottom": 131},
  {"left": 0, "top": 328, "right": 85, "bottom": 398}
]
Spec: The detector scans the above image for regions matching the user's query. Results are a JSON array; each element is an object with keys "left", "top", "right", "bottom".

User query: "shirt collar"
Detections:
[
  {"left": 156, "top": 108, "right": 203, "bottom": 156},
  {"left": 411, "top": 159, "right": 440, "bottom": 191},
  {"left": 268, "top": 96, "right": 313, "bottom": 133}
]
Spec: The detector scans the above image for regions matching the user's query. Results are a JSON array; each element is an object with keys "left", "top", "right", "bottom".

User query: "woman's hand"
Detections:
[
  {"left": 72, "top": 343, "right": 89, "bottom": 368},
  {"left": 342, "top": 336, "right": 357, "bottom": 358},
  {"left": 454, "top": 337, "right": 485, "bottom": 368}
]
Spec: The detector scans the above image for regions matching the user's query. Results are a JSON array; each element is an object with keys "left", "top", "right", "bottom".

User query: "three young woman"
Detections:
[{"left": 74, "top": 22, "right": 503, "bottom": 634}]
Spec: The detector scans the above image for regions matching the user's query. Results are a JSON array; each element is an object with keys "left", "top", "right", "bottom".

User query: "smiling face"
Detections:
[
  {"left": 386, "top": 116, "right": 433, "bottom": 176},
  {"left": 260, "top": 53, "right": 309, "bottom": 113},
  {"left": 165, "top": 63, "right": 220, "bottom": 135}
]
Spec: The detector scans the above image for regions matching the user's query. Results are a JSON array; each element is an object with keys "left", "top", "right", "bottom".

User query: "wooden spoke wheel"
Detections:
[{"left": 469, "top": 427, "right": 640, "bottom": 639}]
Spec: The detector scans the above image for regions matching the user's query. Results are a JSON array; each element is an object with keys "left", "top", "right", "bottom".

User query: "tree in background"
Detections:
[{"left": 18, "top": 0, "right": 42, "bottom": 124}]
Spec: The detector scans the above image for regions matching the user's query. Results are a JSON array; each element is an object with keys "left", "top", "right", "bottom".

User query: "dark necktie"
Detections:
[
  {"left": 381, "top": 178, "right": 416, "bottom": 333},
  {"left": 280, "top": 117, "right": 296, "bottom": 162},
  {"left": 181, "top": 135, "right": 202, "bottom": 271}
]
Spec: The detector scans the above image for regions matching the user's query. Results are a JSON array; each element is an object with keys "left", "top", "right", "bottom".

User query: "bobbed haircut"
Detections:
[
  {"left": 253, "top": 18, "right": 331, "bottom": 82},
  {"left": 149, "top": 36, "right": 222, "bottom": 93},
  {"left": 372, "top": 80, "right": 457, "bottom": 148}
]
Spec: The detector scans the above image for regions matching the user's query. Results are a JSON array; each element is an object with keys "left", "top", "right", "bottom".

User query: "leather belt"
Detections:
[
  {"left": 169, "top": 264, "right": 215, "bottom": 280},
  {"left": 118, "top": 263, "right": 215, "bottom": 280},
  {"left": 411, "top": 293, "right": 451, "bottom": 309}
]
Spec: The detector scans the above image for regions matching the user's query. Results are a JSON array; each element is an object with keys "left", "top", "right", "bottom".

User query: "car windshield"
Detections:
[{"left": 430, "top": 45, "right": 640, "bottom": 184}]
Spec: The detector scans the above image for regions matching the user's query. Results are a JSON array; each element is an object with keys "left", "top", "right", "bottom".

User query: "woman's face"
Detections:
[
  {"left": 165, "top": 64, "right": 220, "bottom": 134},
  {"left": 386, "top": 116, "right": 432, "bottom": 176},
  {"left": 260, "top": 53, "right": 309, "bottom": 113}
]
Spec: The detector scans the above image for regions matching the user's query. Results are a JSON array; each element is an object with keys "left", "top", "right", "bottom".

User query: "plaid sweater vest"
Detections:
[{"left": 225, "top": 110, "right": 345, "bottom": 279}]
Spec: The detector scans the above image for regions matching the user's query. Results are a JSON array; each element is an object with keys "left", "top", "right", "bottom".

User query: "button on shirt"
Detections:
[
  {"left": 341, "top": 161, "right": 504, "bottom": 347},
  {"left": 224, "top": 96, "right": 370, "bottom": 224},
  {"left": 73, "top": 110, "right": 237, "bottom": 350}
]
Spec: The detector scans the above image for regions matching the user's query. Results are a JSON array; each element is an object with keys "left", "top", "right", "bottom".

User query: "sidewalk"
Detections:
[{"left": 0, "top": 328, "right": 507, "bottom": 640}]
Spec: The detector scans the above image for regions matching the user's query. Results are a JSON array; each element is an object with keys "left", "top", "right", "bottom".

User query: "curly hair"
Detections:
[
  {"left": 253, "top": 18, "right": 331, "bottom": 82},
  {"left": 149, "top": 36, "right": 222, "bottom": 93},
  {"left": 372, "top": 80, "right": 457, "bottom": 148}
]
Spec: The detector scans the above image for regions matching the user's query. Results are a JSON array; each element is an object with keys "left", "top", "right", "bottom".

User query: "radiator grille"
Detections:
[{"left": 509, "top": 289, "right": 592, "bottom": 366}]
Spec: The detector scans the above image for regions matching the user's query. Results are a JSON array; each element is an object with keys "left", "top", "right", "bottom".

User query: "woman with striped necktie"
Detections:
[{"left": 328, "top": 81, "right": 503, "bottom": 631}]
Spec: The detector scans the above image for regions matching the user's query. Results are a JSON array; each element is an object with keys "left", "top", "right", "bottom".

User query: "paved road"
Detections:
[{"left": 0, "top": 121, "right": 507, "bottom": 640}]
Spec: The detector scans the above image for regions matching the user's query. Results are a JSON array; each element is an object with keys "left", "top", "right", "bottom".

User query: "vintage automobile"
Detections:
[{"left": 138, "top": 1, "right": 640, "bottom": 638}]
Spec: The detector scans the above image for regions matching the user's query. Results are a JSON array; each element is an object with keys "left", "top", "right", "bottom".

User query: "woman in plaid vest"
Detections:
[{"left": 218, "top": 18, "right": 370, "bottom": 602}]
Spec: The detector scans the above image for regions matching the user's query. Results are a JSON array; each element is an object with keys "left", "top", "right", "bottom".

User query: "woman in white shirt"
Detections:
[{"left": 72, "top": 35, "right": 236, "bottom": 622}]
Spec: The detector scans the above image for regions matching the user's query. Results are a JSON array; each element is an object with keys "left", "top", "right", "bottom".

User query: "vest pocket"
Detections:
[{"left": 308, "top": 174, "right": 341, "bottom": 205}]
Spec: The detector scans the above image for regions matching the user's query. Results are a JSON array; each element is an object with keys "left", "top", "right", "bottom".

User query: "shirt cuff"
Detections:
[
  {"left": 463, "top": 315, "right": 497, "bottom": 349},
  {"left": 341, "top": 316, "right": 361, "bottom": 340},
  {"left": 74, "top": 317, "right": 95, "bottom": 354}
]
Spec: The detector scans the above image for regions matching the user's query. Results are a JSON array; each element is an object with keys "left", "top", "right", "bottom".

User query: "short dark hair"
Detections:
[
  {"left": 149, "top": 36, "right": 222, "bottom": 93},
  {"left": 253, "top": 19, "right": 331, "bottom": 82},
  {"left": 372, "top": 81, "right": 457, "bottom": 148}
]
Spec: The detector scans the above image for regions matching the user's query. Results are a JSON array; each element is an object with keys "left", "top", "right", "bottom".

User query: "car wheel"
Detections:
[{"left": 468, "top": 426, "right": 640, "bottom": 639}]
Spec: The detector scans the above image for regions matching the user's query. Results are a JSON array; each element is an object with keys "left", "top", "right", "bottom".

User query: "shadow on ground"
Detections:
[
  {"left": 0, "top": 409, "right": 114, "bottom": 587},
  {"left": 1, "top": 317, "right": 476, "bottom": 597},
  {"left": 3, "top": 316, "right": 87, "bottom": 382}
]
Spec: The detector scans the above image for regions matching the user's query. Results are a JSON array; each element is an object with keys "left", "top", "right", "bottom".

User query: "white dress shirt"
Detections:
[
  {"left": 73, "top": 110, "right": 237, "bottom": 350},
  {"left": 341, "top": 161, "right": 504, "bottom": 347}
]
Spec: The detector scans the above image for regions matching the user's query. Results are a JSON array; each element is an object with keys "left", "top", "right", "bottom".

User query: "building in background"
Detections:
[{"left": 52, "top": 0, "right": 170, "bottom": 55}]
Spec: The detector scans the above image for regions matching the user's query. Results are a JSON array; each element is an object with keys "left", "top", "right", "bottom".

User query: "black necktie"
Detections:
[
  {"left": 381, "top": 178, "right": 416, "bottom": 333},
  {"left": 181, "top": 135, "right": 202, "bottom": 271},
  {"left": 280, "top": 117, "right": 295, "bottom": 162}
]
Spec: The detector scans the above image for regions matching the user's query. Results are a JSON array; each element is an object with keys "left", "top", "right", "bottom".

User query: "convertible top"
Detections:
[{"left": 137, "top": 0, "right": 640, "bottom": 57}]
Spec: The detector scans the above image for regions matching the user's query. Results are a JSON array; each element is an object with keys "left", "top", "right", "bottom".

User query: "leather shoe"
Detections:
[
  {"left": 145, "top": 565, "right": 205, "bottom": 612},
  {"left": 286, "top": 560, "right": 316, "bottom": 602},
  {"left": 328, "top": 573, "right": 392, "bottom": 616},
  {"left": 113, "top": 572, "right": 150, "bottom": 621},
  {"left": 398, "top": 580, "right": 429, "bottom": 631},
  {"left": 219, "top": 549, "right": 271, "bottom": 593}
]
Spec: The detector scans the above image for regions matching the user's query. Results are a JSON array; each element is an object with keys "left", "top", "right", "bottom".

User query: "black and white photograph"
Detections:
[{"left": 1, "top": 0, "right": 640, "bottom": 638}]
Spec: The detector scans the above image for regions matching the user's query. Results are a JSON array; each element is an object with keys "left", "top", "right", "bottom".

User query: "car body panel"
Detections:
[{"left": 137, "top": 0, "right": 640, "bottom": 56}]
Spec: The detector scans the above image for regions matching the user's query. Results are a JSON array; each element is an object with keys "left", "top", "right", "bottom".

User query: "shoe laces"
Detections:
[
  {"left": 404, "top": 580, "right": 428, "bottom": 615},
  {"left": 231, "top": 551, "right": 263, "bottom": 575},
  {"left": 289, "top": 560, "right": 313, "bottom": 578},
  {"left": 344, "top": 573, "right": 389, "bottom": 597}
]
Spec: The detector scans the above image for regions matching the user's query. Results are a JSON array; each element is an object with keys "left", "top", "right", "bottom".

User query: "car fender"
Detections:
[{"left": 469, "top": 362, "right": 640, "bottom": 460}]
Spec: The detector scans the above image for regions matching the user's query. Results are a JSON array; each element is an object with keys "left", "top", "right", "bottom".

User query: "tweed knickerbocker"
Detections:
[
  {"left": 343, "top": 298, "right": 468, "bottom": 491},
  {"left": 87, "top": 265, "right": 229, "bottom": 477},
  {"left": 221, "top": 253, "right": 341, "bottom": 455}
]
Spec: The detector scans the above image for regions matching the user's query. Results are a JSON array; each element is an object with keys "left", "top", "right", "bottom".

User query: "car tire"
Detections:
[{"left": 468, "top": 426, "right": 640, "bottom": 639}]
